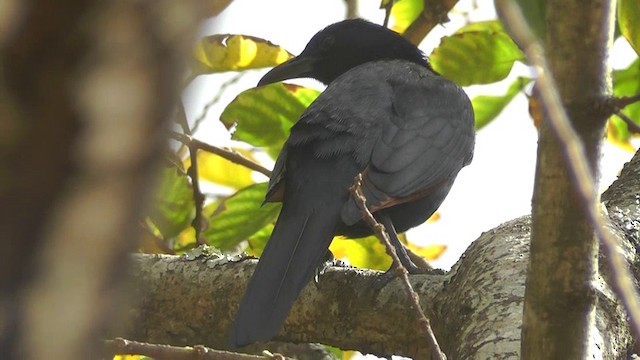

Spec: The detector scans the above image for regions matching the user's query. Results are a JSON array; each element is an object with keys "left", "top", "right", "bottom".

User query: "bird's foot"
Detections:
[
  {"left": 373, "top": 260, "right": 435, "bottom": 290},
  {"left": 403, "top": 262, "right": 432, "bottom": 274},
  {"left": 373, "top": 266, "right": 401, "bottom": 289},
  {"left": 313, "top": 251, "right": 350, "bottom": 287}
]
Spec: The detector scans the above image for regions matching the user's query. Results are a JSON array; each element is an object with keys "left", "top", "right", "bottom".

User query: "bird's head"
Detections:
[{"left": 258, "top": 19, "right": 430, "bottom": 86}]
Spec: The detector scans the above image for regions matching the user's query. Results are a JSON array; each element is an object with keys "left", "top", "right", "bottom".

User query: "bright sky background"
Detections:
[{"left": 182, "top": 1, "right": 639, "bottom": 358}]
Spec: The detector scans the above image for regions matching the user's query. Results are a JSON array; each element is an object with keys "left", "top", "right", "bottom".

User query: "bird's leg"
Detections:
[{"left": 376, "top": 212, "right": 431, "bottom": 275}]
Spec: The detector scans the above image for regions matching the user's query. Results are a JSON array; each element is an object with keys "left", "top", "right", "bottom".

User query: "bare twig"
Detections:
[
  {"left": 614, "top": 110, "right": 640, "bottom": 134},
  {"left": 176, "top": 100, "right": 192, "bottom": 135},
  {"left": 497, "top": 0, "right": 640, "bottom": 341},
  {"left": 350, "top": 174, "right": 446, "bottom": 360},
  {"left": 605, "top": 94, "right": 640, "bottom": 133},
  {"left": 104, "top": 337, "right": 289, "bottom": 359},
  {"left": 187, "top": 142, "right": 206, "bottom": 244},
  {"left": 382, "top": 1, "right": 394, "bottom": 28},
  {"left": 170, "top": 132, "right": 272, "bottom": 177},
  {"left": 192, "top": 72, "right": 244, "bottom": 133},
  {"left": 402, "top": 0, "right": 458, "bottom": 46},
  {"left": 614, "top": 94, "right": 640, "bottom": 109}
]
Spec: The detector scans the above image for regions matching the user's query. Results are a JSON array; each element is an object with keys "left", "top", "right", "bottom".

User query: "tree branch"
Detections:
[
  {"left": 119, "top": 149, "right": 640, "bottom": 357},
  {"left": 121, "top": 253, "right": 446, "bottom": 359},
  {"left": 105, "top": 338, "right": 284, "bottom": 360},
  {"left": 402, "top": 0, "right": 459, "bottom": 45},
  {"left": 170, "top": 132, "right": 272, "bottom": 177},
  {"left": 614, "top": 94, "right": 640, "bottom": 109},
  {"left": 121, "top": 168, "right": 639, "bottom": 359},
  {"left": 614, "top": 109, "right": 640, "bottom": 134}
]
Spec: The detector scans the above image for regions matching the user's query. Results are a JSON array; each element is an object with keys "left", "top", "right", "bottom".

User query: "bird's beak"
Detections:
[{"left": 258, "top": 55, "right": 316, "bottom": 87}]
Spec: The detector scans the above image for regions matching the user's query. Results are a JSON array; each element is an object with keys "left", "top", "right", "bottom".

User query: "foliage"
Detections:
[{"left": 430, "top": 21, "right": 525, "bottom": 85}]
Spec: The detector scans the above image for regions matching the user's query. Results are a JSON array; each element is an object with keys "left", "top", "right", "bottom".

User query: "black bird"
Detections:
[{"left": 230, "top": 19, "right": 475, "bottom": 347}]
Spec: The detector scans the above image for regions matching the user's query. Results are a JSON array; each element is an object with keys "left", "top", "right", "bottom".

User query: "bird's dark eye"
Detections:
[{"left": 319, "top": 35, "right": 335, "bottom": 51}]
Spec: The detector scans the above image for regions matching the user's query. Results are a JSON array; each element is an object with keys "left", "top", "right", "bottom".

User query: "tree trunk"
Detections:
[
  {"left": 0, "top": 1, "right": 202, "bottom": 359},
  {"left": 523, "top": 0, "right": 616, "bottom": 358}
]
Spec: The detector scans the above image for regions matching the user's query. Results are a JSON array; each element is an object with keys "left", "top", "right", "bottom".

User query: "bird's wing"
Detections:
[
  {"left": 263, "top": 147, "right": 287, "bottom": 203},
  {"left": 264, "top": 99, "right": 363, "bottom": 203},
  {"left": 342, "top": 71, "right": 475, "bottom": 225}
]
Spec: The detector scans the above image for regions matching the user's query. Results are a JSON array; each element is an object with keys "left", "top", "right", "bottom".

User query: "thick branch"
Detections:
[
  {"left": 122, "top": 146, "right": 640, "bottom": 358},
  {"left": 122, "top": 254, "right": 445, "bottom": 359}
]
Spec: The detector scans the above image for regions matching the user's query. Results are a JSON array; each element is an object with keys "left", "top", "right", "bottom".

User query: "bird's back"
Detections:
[{"left": 287, "top": 60, "right": 475, "bottom": 235}]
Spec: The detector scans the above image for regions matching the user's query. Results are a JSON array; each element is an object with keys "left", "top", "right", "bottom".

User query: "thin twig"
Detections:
[
  {"left": 614, "top": 94, "right": 640, "bottom": 109},
  {"left": 614, "top": 110, "right": 640, "bottom": 134},
  {"left": 496, "top": 0, "right": 640, "bottom": 341},
  {"left": 176, "top": 100, "right": 192, "bottom": 135},
  {"left": 187, "top": 142, "right": 206, "bottom": 244},
  {"left": 104, "top": 337, "right": 287, "bottom": 359},
  {"left": 607, "top": 94, "right": 640, "bottom": 133},
  {"left": 402, "top": 0, "right": 458, "bottom": 46},
  {"left": 350, "top": 174, "right": 446, "bottom": 360},
  {"left": 382, "top": 1, "right": 394, "bottom": 28},
  {"left": 192, "top": 72, "right": 244, "bottom": 133},
  {"left": 170, "top": 131, "right": 272, "bottom": 177}
]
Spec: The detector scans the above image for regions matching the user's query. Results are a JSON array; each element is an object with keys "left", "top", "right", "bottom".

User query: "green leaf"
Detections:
[
  {"left": 390, "top": 0, "right": 423, "bottom": 34},
  {"left": 246, "top": 223, "right": 274, "bottom": 257},
  {"left": 472, "top": 77, "right": 532, "bottom": 129},
  {"left": 190, "top": 34, "right": 292, "bottom": 76},
  {"left": 323, "top": 345, "right": 344, "bottom": 359},
  {"left": 430, "top": 21, "right": 525, "bottom": 86},
  {"left": 618, "top": 0, "right": 640, "bottom": 56},
  {"left": 611, "top": 58, "right": 640, "bottom": 142},
  {"left": 149, "top": 168, "right": 194, "bottom": 239},
  {"left": 203, "top": 182, "right": 281, "bottom": 250},
  {"left": 455, "top": 20, "right": 505, "bottom": 34},
  {"left": 220, "top": 83, "right": 320, "bottom": 158}
]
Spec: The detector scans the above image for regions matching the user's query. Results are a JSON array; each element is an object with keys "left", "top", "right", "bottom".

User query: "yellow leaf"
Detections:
[
  {"left": 407, "top": 244, "right": 447, "bottom": 261},
  {"left": 113, "top": 356, "right": 142, "bottom": 360},
  {"left": 184, "top": 149, "right": 255, "bottom": 189},
  {"left": 191, "top": 34, "right": 292, "bottom": 76},
  {"left": 330, "top": 235, "right": 392, "bottom": 271},
  {"left": 426, "top": 211, "right": 441, "bottom": 223},
  {"left": 176, "top": 226, "right": 197, "bottom": 250},
  {"left": 607, "top": 119, "right": 638, "bottom": 152},
  {"left": 342, "top": 350, "right": 357, "bottom": 360}
]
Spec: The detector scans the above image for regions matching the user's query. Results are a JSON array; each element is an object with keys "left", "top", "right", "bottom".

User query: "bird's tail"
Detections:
[{"left": 229, "top": 193, "right": 341, "bottom": 348}]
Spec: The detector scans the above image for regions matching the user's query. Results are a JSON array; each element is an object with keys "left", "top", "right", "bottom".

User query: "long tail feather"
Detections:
[{"left": 229, "top": 194, "right": 341, "bottom": 347}]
